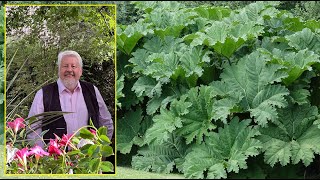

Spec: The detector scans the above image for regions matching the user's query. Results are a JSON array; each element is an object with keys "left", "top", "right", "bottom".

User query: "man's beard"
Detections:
[{"left": 62, "top": 78, "right": 78, "bottom": 90}]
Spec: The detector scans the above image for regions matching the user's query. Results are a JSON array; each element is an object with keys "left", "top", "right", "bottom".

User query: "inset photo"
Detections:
[{"left": 5, "top": 4, "right": 116, "bottom": 175}]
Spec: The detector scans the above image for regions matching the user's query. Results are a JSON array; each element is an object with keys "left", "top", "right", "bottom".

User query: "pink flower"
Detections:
[
  {"left": 28, "top": 145, "right": 49, "bottom": 161},
  {"left": 89, "top": 129, "right": 97, "bottom": 135},
  {"left": 48, "top": 139, "right": 63, "bottom": 156},
  {"left": 15, "top": 147, "right": 29, "bottom": 169},
  {"left": 60, "top": 134, "right": 73, "bottom": 147},
  {"left": 7, "top": 118, "right": 25, "bottom": 133}
]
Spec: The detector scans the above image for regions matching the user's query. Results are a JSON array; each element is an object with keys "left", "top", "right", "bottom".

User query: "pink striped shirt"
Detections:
[{"left": 27, "top": 78, "right": 114, "bottom": 147}]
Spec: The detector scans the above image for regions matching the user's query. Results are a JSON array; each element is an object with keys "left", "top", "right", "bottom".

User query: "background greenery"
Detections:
[
  {"left": 116, "top": 0, "right": 320, "bottom": 179},
  {"left": 1, "top": 0, "right": 320, "bottom": 179}
]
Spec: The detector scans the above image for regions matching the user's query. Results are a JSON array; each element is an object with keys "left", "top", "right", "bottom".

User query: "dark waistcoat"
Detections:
[{"left": 42, "top": 80, "right": 99, "bottom": 143}]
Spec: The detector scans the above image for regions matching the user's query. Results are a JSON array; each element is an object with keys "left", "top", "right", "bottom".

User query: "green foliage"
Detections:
[
  {"left": 258, "top": 102, "right": 320, "bottom": 167},
  {"left": 117, "top": 1, "right": 320, "bottom": 179},
  {"left": 116, "top": 73, "right": 124, "bottom": 108},
  {"left": 180, "top": 1, "right": 254, "bottom": 10},
  {"left": 132, "top": 135, "right": 189, "bottom": 174},
  {"left": 116, "top": 1, "right": 143, "bottom": 25},
  {"left": 291, "top": 1, "right": 320, "bottom": 21},
  {"left": 117, "top": 108, "right": 144, "bottom": 154},
  {"left": 220, "top": 50, "right": 290, "bottom": 126},
  {"left": 183, "top": 117, "right": 262, "bottom": 179},
  {"left": 264, "top": 48, "right": 320, "bottom": 85}
]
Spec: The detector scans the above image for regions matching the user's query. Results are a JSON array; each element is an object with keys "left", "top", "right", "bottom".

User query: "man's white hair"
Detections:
[{"left": 57, "top": 50, "right": 83, "bottom": 68}]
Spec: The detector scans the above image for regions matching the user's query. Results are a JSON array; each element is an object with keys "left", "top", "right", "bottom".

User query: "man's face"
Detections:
[{"left": 59, "top": 55, "right": 82, "bottom": 89}]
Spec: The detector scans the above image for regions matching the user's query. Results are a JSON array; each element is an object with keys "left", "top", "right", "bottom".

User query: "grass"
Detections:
[
  {"left": 1, "top": 167, "right": 185, "bottom": 179},
  {"left": 107, "top": 166, "right": 185, "bottom": 179},
  {"left": 0, "top": 146, "right": 185, "bottom": 179}
]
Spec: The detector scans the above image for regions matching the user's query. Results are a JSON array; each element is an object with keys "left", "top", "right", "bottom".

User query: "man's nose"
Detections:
[{"left": 66, "top": 66, "right": 73, "bottom": 71}]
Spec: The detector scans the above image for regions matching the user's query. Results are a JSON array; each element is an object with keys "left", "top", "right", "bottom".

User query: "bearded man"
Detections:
[{"left": 27, "top": 50, "right": 114, "bottom": 147}]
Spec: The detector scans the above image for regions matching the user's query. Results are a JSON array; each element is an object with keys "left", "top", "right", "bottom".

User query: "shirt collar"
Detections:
[{"left": 57, "top": 78, "right": 81, "bottom": 94}]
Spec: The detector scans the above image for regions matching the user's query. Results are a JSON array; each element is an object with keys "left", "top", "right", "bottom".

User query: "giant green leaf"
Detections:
[
  {"left": 117, "top": 108, "right": 144, "bottom": 154},
  {"left": 145, "top": 86, "right": 218, "bottom": 145},
  {"left": 144, "top": 109, "right": 182, "bottom": 145},
  {"left": 154, "top": 25, "right": 185, "bottom": 39},
  {"left": 178, "top": 46, "right": 211, "bottom": 78},
  {"left": 132, "top": 37, "right": 183, "bottom": 83},
  {"left": 188, "top": 21, "right": 264, "bottom": 58},
  {"left": 187, "top": 21, "right": 228, "bottom": 48},
  {"left": 183, "top": 117, "right": 262, "bottom": 179},
  {"left": 258, "top": 103, "right": 320, "bottom": 167},
  {"left": 289, "top": 88, "right": 310, "bottom": 105},
  {"left": 135, "top": 2, "right": 196, "bottom": 38},
  {"left": 117, "top": 20, "right": 153, "bottom": 55},
  {"left": 129, "top": 49, "right": 152, "bottom": 74},
  {"left": 249, "top": 84, "right": 290, "bottom": 126},
  {"left": 132, "top": 135, "right": 189, "bottom": 174},
  {"left": 148, "top": 6, "right": 195, "bottom": 26},
  {"left": 193, "top": 6, "right": 231, "bottom": 21},
  {"left": 285, "top": 28, "right": 320, "bottom": 54},
  {"left": 212, "top": 91, "right": 244, "bottom": 123},
  {"left": 224, "top": 1, "right": 280, "bottom": 25},
  {"left": 144, "top": 52, "right": 179, "bottom": 83},
  {"left": 305, "top": 19, "right": 320, "bottom": 32},
  {"left": 188, "top": 2, "right": 274, "bottom": 58},
  {"left": 283, "top": 49, "right": 319, "bottom": 85},
  {"left": 131, "top": 76, "right": 162, "bottom": 98},
  {"left": 131, "top": 37, "right": 213, "bottom": 85},
  {"left": 229, "top": 21, "right": 264, "bottom": 41},
  {"left": 268, "top": 48, "right": 320, "bottom": 85},
  {"left": 146, "top": 83, "right": 188, "bottom": 115},
  {"left": 144, "top": 36, "right": 184, "bottom": 54},
  {"left": 283, "top": 17, "right": 306, "bottom": 32},
  {"left": 145, "top": 97, "right": 192, "bottom": 144},
  {"left": 187, "top": 8, "right": 266, "bottom": 57},
  {"left": 176, "top": 86, "right": 218, "bottom": 144},
  {"left": 213, "top": 36, "right": 245, "bottom": 59},
  {"left": 220, "top": 50, "right": 289, "bottom": 126}
]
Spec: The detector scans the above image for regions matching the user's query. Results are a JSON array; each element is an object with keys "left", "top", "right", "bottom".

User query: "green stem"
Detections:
[
  {"left": 98, "top": 157, "right": 102, "bottom": 174},
  {"left": 34, "top": 158, "right": 39, "bottom": 173},
  {"left": 12, "top": 133, "right": 17, "bottom": 145},
  {"left": 61, "top": 154, "right": 67, "bottom": 173}
]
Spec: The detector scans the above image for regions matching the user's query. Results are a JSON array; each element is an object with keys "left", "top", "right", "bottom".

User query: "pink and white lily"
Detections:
[
  {"left": 15, "top": 147, "right": 29, "bottom": 170},
  {"left": 28, "top": 145, "right": 50, "bottom": 161},
  {"left": 7, "top": 118, "right": 25, "bottom": 134}
]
